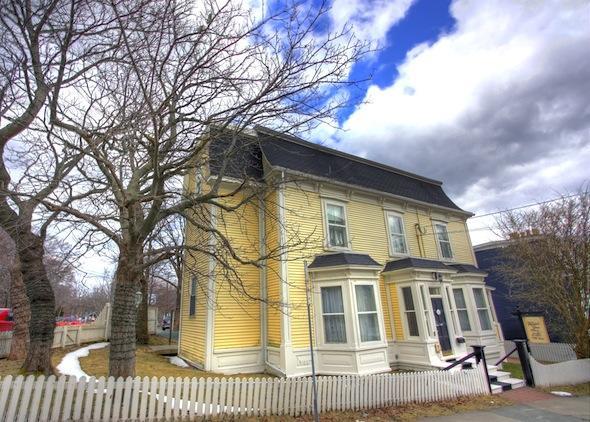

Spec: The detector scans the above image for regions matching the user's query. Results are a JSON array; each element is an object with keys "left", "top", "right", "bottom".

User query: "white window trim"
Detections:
[
  {"left": 433, "top": 221, "right": 454, "bottom": 261},
  {"left": 472, "top": 287, "right": 494, "bottom": 333},
  {"left": 352, "top": 283, "right": 383, "bottom": 344},
  {"left": 322, "top": 199, "right": 351, "bottom": 250},
  {"left": 400, "top": 285, "right": 421, "bottom": 339},
  {"left": 320, "top": 285, "right": 348, "bottom": 344},
  {"left": 452, "top": 287, "right": 472, "bottom": 333},
  {"left": 315, "top": 281, "right": 353, "bottom": 349},
  {"left": 385, "top": 211, "right": 410, "bottom": 257}
]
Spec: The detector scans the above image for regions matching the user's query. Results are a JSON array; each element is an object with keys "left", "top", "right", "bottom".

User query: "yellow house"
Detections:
[{"left": 178, "top": 127, "right": 504, "bottom": 376}]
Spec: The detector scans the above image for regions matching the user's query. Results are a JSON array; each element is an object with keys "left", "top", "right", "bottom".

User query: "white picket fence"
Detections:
[
  {"left": 529, "top": 355, "right": 590, "bottom": 387},
  {"left": 504, "top": 340, "right": 576, "bottom": 363},
  {"left": 0, "top": 365, "right": 489, "bottom": 421}
]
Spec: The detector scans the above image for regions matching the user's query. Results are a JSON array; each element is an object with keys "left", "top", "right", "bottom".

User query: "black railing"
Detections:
[
  {"left": 495, "top": 346, "right": 517, "bottom": 366},
  {"left": 442, "top": 345, "right": 492, "bottom": 394}
]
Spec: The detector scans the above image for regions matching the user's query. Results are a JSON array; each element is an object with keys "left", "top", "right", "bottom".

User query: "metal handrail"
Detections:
[
  {"left": 495, "top": 346, "right": 517, "bottom": 366},
  {"left": 442, "top": 352, "right": 476, "bottom": 371}
]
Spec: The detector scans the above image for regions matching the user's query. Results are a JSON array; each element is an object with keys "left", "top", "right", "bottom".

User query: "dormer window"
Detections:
[
  {"left": 434, "top": 222, "right": 453, "bottom": 259},
  {"left": 324, "top": 201, "right": 348, "bottom": 248}
]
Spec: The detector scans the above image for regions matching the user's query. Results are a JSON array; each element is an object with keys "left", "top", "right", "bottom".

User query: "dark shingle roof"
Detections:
[
  {"left": 256, "top": 127, "right": 464, "bottom": 212},
  {"left": 308, "top": 253, "right": 381, "bottom": 269},
  {"left": 446, "top": 263, "right": 487, "bottom": 274},
  {"left": 209, "top": 132, "right": 263, "bottom": 180},
  {"left": 383, "top": 257, "right": 452, "bottom": 272}
]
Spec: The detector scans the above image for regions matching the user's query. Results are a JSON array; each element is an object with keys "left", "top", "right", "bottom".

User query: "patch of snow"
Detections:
[
  {"left": 550, "top": 391, "right": 573, "bottom": 397},
  {"left": 56, "top": 342, "right": 109, "bottom": 379},
  {"left": 168, "top": 356, "right": 189, "bottom": 368}
]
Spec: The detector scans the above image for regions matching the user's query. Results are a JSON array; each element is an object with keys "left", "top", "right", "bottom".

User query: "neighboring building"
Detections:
[
  {"left": 474, "top": 240, "right": 562, "bottom": 342},
  {"left": 179, "top": 127, "right": 504, "bottom": 377}
]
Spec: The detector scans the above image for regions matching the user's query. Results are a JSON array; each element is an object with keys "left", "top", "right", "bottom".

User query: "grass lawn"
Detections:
[{"left": 502, "top": 361, "right": 524, "bottom": 379}]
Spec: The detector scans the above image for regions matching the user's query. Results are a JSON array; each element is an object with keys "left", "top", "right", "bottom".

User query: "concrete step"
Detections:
[
  {"left": 488, "top": 370, "right": 511, "bottom": 382},
  {"left": 490, "top": 376, "right": 525, "bottom": 394}
]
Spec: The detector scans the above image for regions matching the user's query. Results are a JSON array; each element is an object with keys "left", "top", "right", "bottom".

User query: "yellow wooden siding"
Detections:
[
  {"left": 389, "top": 284, "right": 404, "bottom": 340},
  {"left": 283, "top": 188, "right": 324, "bottom": 348},
  {"left": 179, "top": 202, "right": 209, "bottom": 365},
  {"left": 447, "top": 221, "right": 475, "bottom": 264},
  {"left": 213, "top": 193, "right": 261, "bottom": 350},
  {"left": 265, "top": 193, "right": 281, "bottom": 347}
]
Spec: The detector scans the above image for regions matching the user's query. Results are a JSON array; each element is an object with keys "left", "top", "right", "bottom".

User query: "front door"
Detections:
[{"left": 431, "top": 297, "right": 452, "bottom": 354}]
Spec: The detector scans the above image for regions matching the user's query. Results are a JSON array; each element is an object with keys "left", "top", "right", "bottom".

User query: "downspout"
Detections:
[
  {"left": 259, "top": 195, "right": 268, "bottom": 367},
  {"left": 414, "top": 209, "right": 426, "bottom": 258}
]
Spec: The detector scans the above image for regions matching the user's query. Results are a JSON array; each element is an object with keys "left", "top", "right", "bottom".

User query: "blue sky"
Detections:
[
  {"left": 343, "top": 0, "right": 455, "bottom": 120},
  {"left": 305, "top": 0, "right": 590, "bottom": 245}
]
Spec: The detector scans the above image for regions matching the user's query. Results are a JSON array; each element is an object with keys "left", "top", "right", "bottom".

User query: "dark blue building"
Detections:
[{"left": 474, "top": 241, "right": 526, "bottom": 340}]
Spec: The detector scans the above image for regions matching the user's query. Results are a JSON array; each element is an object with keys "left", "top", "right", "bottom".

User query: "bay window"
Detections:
[
  {"left": 355, "top": 285, "right": 381, "bottom": 342},
  {"left": 325, "top": 202, "right": 348, "bottom": 248},
  {"left": 401, "top": 286, "right": 419, "bottom": 337},
  {"left": 387, "top": 212, "right": 408, "bottom": 255},
  {"left": 321, "top": 286, "right": 347, "bottom": 343},
  {"left": 434, "top": 223, "right": 453, "bottom": 259},
  {"left": 453, "top": 288, "right": 471, "bottom": 331},
  {"left": 473, "top": 288, "right": 492, "bottom": 331}
]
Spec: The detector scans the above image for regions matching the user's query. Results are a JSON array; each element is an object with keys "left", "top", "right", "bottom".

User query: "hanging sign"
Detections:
[{"left": 522, "top": 315, "right": 550, "bottom": 343}]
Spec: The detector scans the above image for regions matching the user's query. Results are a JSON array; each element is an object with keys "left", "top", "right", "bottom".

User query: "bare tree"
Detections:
[
  {"left": 496, "top": 187, "right": 590, "bottom": 358},
  {"left": 45, "top": 0, "right": 368, "bottom": 376},
  {"left": 0, "top": 0, "right": 119, "bottom": 373}
]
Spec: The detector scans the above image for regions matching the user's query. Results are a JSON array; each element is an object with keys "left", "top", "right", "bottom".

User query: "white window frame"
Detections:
[
  {"left": 400, "top": 285, "right": 420, "bottom": 338},
  {"left": 420, "top": 285, "right": 434, "bottom": 338},
  {"left": 354, "top": 284, "right": 382, "bottom": 343},
  {"left": 320, "top": 285, "right": 348, "bottom": 344},
  {"left": 472, "top": 287, "right": 493, "bottom": 332},
  {"left": 322, "top": 199, "right": 350, "bottom": 250},
  {"left": 434, "top": 222, "right": 453, "bottom": 260},
  {"left": 385, "top": 211, "right": 409, "bottom": 256},
  {"left": 445, "top": 285, "right": 460, "bottom": 336},
  {"left": 452, "top": 287, "right": 472, "bottom": 332}
]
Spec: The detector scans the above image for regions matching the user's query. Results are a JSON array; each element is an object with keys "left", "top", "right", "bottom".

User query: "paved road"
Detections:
[{"left": 419, "top": 396, "right": 590, "bottom": 421}]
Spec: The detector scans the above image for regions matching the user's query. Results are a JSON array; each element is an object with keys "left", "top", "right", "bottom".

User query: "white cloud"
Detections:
[
  {"left": 329, "top": 0, "right": 415, "bottom": 45},
  {"left": 328, "top": 0, "right": 590, "bottom": 243}
]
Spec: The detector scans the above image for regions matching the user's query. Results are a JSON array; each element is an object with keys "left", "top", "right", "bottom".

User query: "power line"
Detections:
[{"left": 469, "top": 193, "right": 580, "bottom": 220}]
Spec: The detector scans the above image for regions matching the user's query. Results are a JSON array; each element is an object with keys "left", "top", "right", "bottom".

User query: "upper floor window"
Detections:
[
  {"left": 189, "top": 276, "right": 197, "bottom": 317},
  {"left": 325, "top": 202, "right": 348, "bottom": 248},
  {"left": 355, "top": 285, "right": 381, "bottom": 342},
  {"left": 473, "top": 288, "right": 492, "bottom": 331},
  {"left": 434, "top": 223, "right": 453, "bottom": 259},
  {"left": 321, "top": 286, "right": 347, "bottom": 343},
  {"left": 386, "top": 212, "right": 408, "bottom": 255}
]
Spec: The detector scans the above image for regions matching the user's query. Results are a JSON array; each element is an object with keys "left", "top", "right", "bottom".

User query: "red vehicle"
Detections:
[
  {"left": 55, "top": 315, "right": 82, "bottom": 327},
  {"left": 0, "top": 308, "right": 14, "bottom": 332}
]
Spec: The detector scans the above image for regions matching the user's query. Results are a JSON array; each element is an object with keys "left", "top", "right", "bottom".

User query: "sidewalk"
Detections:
[{"left": 419, "top": 388, "right": 590, "bottom": 421}]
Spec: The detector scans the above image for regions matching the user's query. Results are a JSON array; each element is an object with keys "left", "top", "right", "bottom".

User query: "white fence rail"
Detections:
[
  {"left": 504, "top": 340, "right": 576, "bottom": 363},
  {"left": 529, "top": 355, "right": 590, "bottom": 387},
  {"left": 0, "top": 365, "right": 488, "bottom": 421}
]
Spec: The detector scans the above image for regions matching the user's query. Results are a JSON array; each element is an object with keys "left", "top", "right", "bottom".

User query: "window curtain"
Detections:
[
  {"left": 388, "top": 215, "right": 407, "bottom": 254},
  {"left": 321, "top": 286, "right": 346, "bottom": 343},
  {"left": 327, "top": 204, "right": 347, "bottom": 247}
]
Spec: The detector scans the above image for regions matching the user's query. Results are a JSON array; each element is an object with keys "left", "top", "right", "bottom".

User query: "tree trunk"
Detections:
[
  {"left": 19, "top": 232, "right": 55, "bottom": 374},
  {"left": 109, "top": 254, "right": 141, "bottom": 378},
  {"left": 8, "top": 254, "right": 30, "bottom": 360},
  {"left": 135, "top": 274, "right": 149, "bottom": 345}
]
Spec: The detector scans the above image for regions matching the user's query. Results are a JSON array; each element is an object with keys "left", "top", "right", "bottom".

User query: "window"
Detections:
[
  {"left": 473, "top": 288, "right": 492, "bottom": 331},
  {"left": 355, "top": 285, "right": 380, "bottom": 342},
  {"left": 325, "top": 202, "right": 348, "bottom": 248},
  {"left": 420, "top": 286, "right": 433, "bottom": 336},
  {"left": 387, "top": 213, "right": 408, "bottom": 255},
  {"left": 446, "top": 287, "right": 458, "bottom": 333},
  {"left": 434, "top": 223, "right": 453, "bottom": 259},
  {"left": 401, "top": 287, "right": 419, "bottom": 337},
  {"left": 321, "top": 286, "right": 347, "bottom": 343},
  {"left": 189, "top": 277, "right": 197, "bottom": 317},
  {"left": 453, "top": 288, "right": 471, "bottom": 331}
]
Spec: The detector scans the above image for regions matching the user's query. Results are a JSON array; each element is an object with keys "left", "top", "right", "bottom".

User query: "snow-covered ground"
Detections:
[
  {"left": 56, "top": 342, "right": 109, "bottom": 379},
  {"left": 169, "top": 356, "right": 189, "bottom": 368}
]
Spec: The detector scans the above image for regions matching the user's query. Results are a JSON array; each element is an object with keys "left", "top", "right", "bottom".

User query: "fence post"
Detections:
[
  {"left": 514, "top": 339, "right": 535, "bottom": 387},
  {"left": 471, "top": 345, "right": 492, "bottom": 394}
]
